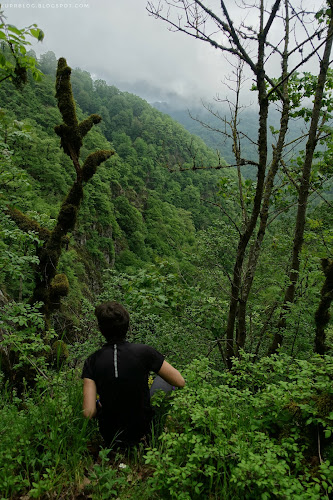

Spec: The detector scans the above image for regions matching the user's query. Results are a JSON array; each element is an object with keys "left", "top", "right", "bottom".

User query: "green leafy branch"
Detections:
[{"left": 0, "top": 5, "right": 44, "bottom": 86}]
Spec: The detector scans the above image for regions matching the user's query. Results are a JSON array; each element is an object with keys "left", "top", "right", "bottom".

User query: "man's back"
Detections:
[{"left": 82, "top": 341, "right": 164, "bottom": 445}]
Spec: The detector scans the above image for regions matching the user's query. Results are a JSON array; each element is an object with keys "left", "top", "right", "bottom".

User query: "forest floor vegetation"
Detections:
[{"left": 0, "top": 353, "right": 332, "bottom": 499}]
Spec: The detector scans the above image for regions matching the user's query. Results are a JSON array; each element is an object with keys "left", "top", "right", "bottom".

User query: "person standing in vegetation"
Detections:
[{"left": 82, "top": 301, "right": 185, "bottom": 447}]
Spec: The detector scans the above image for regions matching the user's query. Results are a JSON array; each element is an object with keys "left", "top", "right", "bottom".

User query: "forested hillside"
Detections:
[
  {"left": 153, "top": 102, "right": 305, "bottom": 179},
  {"left": 0, "top": 51, "right": 234, "bottom": 317},
  {"left": 1, "top": 1, "right": 333, "bottom": 497}
]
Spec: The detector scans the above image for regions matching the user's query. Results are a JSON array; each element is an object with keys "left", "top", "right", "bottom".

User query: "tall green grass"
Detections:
[{"left": 0, "top": 369, "right": 95, "bottom": 498}]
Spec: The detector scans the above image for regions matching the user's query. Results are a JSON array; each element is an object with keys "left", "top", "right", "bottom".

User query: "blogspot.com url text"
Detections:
[{"left": 3, "top": 3, "right": 90, "bottom": 8}]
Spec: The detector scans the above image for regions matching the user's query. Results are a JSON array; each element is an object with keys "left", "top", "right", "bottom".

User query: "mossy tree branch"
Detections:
[
  {"left": 8, "top": 57, "right": 114, "bottom": 326},
  {"left": 6, "top": 206, "right": 51, "bottom": 241}
]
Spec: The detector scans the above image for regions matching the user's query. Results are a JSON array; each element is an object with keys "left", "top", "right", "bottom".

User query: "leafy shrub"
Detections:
[
  {"left": 145, "top": 355, "right": 333, "bottom": 499},
  {"left": 87, "top": 448, "right": 129, "bottom": 499},
  {"left": 0, "top": 301, "right": 53, "bottom": 385}
]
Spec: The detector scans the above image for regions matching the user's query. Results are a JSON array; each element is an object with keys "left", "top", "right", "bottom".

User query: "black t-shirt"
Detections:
[{"left": 81, "top": 341, "right": 164, "bottom": 445}]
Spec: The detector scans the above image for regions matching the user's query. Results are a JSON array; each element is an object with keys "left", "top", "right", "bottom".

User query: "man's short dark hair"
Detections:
[{"left": 95, "top": 301, "right": 130, "bottom": 341}]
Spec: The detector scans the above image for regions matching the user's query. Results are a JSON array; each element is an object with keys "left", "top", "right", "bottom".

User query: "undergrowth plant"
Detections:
[
  {"left": 0, "top": 369, "right": 95, "bottom": 499},
  {"left": 1, "top": 352, "right": 332, "bottom": 499},
  {"left": 145, "top": 354, "right": 333, "bottom": 500}
]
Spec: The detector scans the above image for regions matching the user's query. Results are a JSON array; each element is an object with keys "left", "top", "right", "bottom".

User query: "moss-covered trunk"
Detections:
[{"left": 7, "top": 57, "right": 114, "bottom": 326}]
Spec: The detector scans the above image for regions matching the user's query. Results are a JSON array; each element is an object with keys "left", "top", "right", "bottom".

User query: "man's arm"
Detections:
[
  {"left": 83, "top": 378, "right": 97, "bottom": 419},
  {"left": 158, "top": 360, "right": 185, "bottom": 387}
]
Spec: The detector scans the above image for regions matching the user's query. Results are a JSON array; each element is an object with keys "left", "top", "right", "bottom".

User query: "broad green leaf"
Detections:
[{"left": 7, "top": 24, "right": 22, "bottom": 35}]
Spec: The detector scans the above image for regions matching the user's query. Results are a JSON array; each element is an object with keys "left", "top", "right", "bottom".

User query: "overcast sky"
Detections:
[{"left": 3, "top": 0, "right": 323, "bottom": 108}]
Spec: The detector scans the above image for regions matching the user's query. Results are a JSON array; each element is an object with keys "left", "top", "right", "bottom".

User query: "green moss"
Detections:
[
  {"left": 50, "top": 273, "right": 69, "bottom": 298},
  {"left": 39, "top": 247, "right": 61, "bottom": 270},
  {"left": 6, "top": 206, "right": 50, "bottom": 241},
  {"left": 54, "top": 59, "right": 81, "bottom": 157},
  {"left": 55, "top": 58, "right": 77, "bottom": 129},
  {"left": 315, "top": 393, "right": 333, "bottom": 418},
  {"left": 81, "top": 150, "right": 114, "bottom": 182},
  {"left": 78, "top": 114, "right": 102, "bottom": 138},
  {"left": 285, "top": 401, "right": 302, "bottom": 419},
  {"left": 61, "top": 235, "right": 70, "bottom": 248},
  {"left": 65, "top": 183, "right": 84, "bottom": 207},
  {"left": 51, "top": 340, "right": 69, "bottom": 358}
]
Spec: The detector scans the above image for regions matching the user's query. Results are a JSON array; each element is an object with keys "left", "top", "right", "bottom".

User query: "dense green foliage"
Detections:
[
  {"left": 1, "top": 311, "right": 332, "bottom": 499},
  {"left": 146, "top": 356, "right": 333, "bottom": 499},
  {"left": 0, "top": 52, "right": 229, "bottom": 309},
  {"left": 0, "top": 7, "right": 43, "bottom": 86},
  {"left": 0, "top": 45, "right": 332, "bottom": 499}
]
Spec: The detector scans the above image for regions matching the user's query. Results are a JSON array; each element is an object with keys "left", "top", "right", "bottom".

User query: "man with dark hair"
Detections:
[
  {"left": 94, "top": 301, "right": 130, "bottom": 340},
  {"left": 82, "top": 301, "right": 185, "bottom": 447}
]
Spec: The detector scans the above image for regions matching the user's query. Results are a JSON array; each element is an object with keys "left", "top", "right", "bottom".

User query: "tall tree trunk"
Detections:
[
  {"left": 225, "top": 2, "right": 270, "bottom": 367},
  {"left": 269, "top": 14, "right": 333, "bottom": 354},
  {"left": 236, "top": 3, "right": 290, "bottom": 351},
  {"left": 314, "top": 258, "right": 333, "bottom": 355}
]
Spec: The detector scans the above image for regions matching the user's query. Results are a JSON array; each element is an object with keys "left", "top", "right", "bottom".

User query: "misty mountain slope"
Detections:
[{"left": 153, "top": 101, "right": 307, "bottom": 180}]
